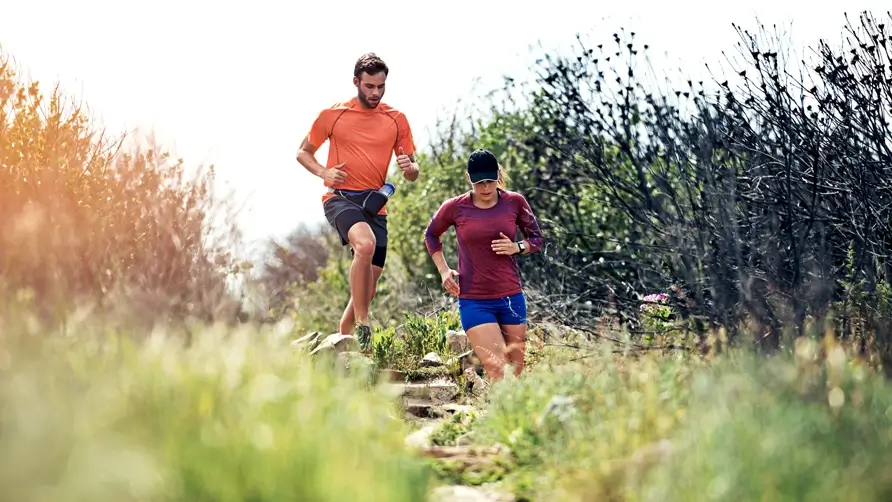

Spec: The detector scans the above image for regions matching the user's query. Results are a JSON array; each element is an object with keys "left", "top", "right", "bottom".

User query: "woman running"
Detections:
[{"left": 424, "top": 149, "right": 544, "bottom": 381}]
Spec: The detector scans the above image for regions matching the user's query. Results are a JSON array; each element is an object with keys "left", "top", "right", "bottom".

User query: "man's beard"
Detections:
[{"left": 358, "top": 92, "right": 380, "bottom": 108}]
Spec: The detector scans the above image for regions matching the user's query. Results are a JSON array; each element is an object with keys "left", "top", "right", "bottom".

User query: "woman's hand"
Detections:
[
  {"left": 492, "top": 232, "right": 520, "bottom": 255},
  {"left": 440, "top": 268, "right": 460, "bottom": 296}
]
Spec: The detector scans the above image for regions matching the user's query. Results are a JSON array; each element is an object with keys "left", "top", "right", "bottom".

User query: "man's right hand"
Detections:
[
  {"left": 440, "top": 268, "right": 460, "bottom": 297},
  {"left": 321, "top": 162, "right": 347, "bottom": 185}
]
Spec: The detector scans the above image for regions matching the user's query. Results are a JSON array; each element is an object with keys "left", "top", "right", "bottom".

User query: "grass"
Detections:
[
  {"left": 3, "top": 291, "right": 892, "bottom": 502},
  {"left": 0, "top": 307, "right": 433, "bottom": 502},
  {"left": 425, "top": 330, "right": 892, "bottom": 502},
  {"left": 636, "top": 338, "right": 892, "bottom": 502}
]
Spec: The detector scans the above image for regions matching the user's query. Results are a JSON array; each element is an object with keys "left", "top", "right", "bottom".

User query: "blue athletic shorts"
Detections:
[{"left": 457, "top": 292, "right": 528, "bottom": 331}]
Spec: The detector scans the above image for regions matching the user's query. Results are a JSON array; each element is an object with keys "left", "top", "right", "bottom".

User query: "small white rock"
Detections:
[
  {"left": 421, "top": 352, "right": 443, "bottom": 367},
  {"left": 309, "top": 333, "right": 358, "bottom": 356},
  {"left": 404, "top": 424, "right": 437, "bottom": 450},
  {"left": 446, "top": 330, "right": 471, "bottom": 354}
]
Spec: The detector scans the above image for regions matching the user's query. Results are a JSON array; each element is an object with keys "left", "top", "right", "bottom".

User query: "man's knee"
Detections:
[{"left": 347, "top": 223, "right": 376, "bottom": 259}]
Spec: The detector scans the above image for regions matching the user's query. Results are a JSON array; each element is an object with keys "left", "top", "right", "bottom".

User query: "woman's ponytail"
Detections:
[{"left": 497, "top": 164, "right": 510, "bottom": 188}]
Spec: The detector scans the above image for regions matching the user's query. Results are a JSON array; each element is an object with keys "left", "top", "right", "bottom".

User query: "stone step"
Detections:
[
  {"left": 430, "top": 484, "right": 515, "bottom": 502},
  {"left": 378, "top": 369, "right": 405, "bottom": 383},
  {"left": 403, "top": 398, "right": 436, "bottom": 417},
  {"left": 382, "top": 379, "right": 462, "bottom": 418},
  {"left": 385, "top": 380, "right": 459, "bottom": 403},
  {"left": 401, "top": 398, "right": 479, "bottom": 419}
]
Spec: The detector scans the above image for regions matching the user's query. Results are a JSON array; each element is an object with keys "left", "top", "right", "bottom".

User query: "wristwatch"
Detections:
[{"left": 517, "top": 241, "right": 526, "bottom": 254}]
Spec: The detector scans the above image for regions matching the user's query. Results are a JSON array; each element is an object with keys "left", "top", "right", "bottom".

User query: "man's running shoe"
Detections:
[{"left": 355, "top": 323, "right": 372, "bottom": 352}]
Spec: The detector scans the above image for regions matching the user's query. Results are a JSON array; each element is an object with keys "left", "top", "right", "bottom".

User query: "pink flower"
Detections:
[{"left": 640, "top": 292, "right": 668, "bottom": 311}]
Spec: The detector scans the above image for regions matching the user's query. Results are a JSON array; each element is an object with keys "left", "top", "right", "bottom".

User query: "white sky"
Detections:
[{"left": 2, "top": 0, "right": 887, "bottom": 259}]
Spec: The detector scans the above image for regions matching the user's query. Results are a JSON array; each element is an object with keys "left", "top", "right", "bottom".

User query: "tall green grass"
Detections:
[
  {"left": 441, "top": 333, "right": 892, "bottom": 501},
  {"left": 638, "top": 337, "right": 892, "bottom": 502},
  {"left": 0, "top": 305, "right": 432, "bottom": 502}
]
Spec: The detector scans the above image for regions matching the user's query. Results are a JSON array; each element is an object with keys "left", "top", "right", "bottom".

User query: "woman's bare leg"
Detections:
[
  {"left": 465, "top": 322, "right": 509, "bottom": 381},
  {"left": 501, "top": 324, "right": 527, "bottom": 377}
]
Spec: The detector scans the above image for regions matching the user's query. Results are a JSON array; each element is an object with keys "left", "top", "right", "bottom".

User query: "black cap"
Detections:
[{"left": 466, "top": 149, "right": 499, "bottom": 184}]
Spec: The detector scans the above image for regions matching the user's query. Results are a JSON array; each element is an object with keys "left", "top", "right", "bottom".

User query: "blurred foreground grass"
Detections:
[
  {"left": 0, "top": 303, "right": 432, "bottom": 502},
  {"left": 4, "top": 291, "right": 892, "bottom": 502}
]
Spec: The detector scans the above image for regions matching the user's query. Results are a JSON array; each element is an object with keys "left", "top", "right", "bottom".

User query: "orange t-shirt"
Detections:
[{"left": 305, "top": 97, "right": 416, "bottom": 215}]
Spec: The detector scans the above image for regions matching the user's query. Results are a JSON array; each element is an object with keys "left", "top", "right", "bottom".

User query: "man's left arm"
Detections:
[{"left": 395, "top": 113, "right": 420, "bottom": 182}]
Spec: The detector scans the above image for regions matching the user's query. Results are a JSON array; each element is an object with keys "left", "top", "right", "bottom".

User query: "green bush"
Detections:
[
  {"left": 384, "top": 107, "right": 539, "bottom": 289},
  {"left": 372, "top": 311, "right": 463, "bottom": 379}
]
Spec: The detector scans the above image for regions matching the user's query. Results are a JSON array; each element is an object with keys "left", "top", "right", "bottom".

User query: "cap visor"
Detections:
[{"left": 469, "top": 172, "right": 499, "bottom": 184}]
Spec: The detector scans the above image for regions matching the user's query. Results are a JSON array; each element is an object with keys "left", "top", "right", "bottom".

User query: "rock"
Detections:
[
  {"left": 429, "top": 381, "right": 460, "bottom": 404},
  {"left": 446, "top": 330, "right": 471, "bottom": 355},
  {"left": 335, "top": 351, "right": 374, "bottom": 377},
  {"left": 394, "top": 379, "right": 459, "bottom": 404},
  {"left": 382, "top": 382, "right": 409, "bottom": 399},
  {"left": 403, "top": 398, "right": 438, "bottom": 418},
  {"left": 421, "top": 352, "right": 443, "bottom": 367},
  {"left": 443, "top": 350, "right": 483, "bottom": 373},
  {"left": 459, "top": 350, "right": 481, "bottom": 372},
  {"left": 378, "top": 369, "right": 405, "bottom": 383},
  {"left": 384, "top": 377, "right": 463, "bottom": 418},
  {"left": 455, "top": 434, "right": 474, "bottom": 446},
  {"left": 429, "top": 485, "right": 494, "bottom": 502},
  {"left": 463, "top": 367, "right": 488, "bottom": 397},
  {"left": 386, "top": 379, "right": 460, "bottom": 417},
  {"left": 402, "top": 399, "right": 476, "bottom": 420},
  {"left": 404, "top": 423, "right": 437, "bottom": 450},
  {"left": 445, "top": 349, "right": 482, "bottom": 373},
  {"left": 290, "top": 331, "right": 323, "bottom": 352},
  {"left": 430, "top": 485, "right": 514, "bottom": 502},
  {"left": 309, "top": 333, "right": 358, "bottom": 357},
  {"left": 442, "top": 403, "right": 476, "bottom": 415}
]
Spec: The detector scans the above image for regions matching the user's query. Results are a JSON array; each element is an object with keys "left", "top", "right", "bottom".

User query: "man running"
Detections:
[{"left": 296, "top": 52, "right": 419, "bottom": 351}]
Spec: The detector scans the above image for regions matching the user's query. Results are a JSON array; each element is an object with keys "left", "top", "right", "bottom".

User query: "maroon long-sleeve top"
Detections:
[{"left": 424, "top": 189, "right": 544, "bottom": 300}]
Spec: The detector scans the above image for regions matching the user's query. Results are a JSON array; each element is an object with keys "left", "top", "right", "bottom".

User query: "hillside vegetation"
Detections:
[{"left": 2, "top": 11, "right": 892, "bottom": 502}]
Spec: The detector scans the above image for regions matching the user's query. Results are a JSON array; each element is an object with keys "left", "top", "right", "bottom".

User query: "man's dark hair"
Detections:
[{"left": 354, "top": 53, "right": 389, "bottom": 79}]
